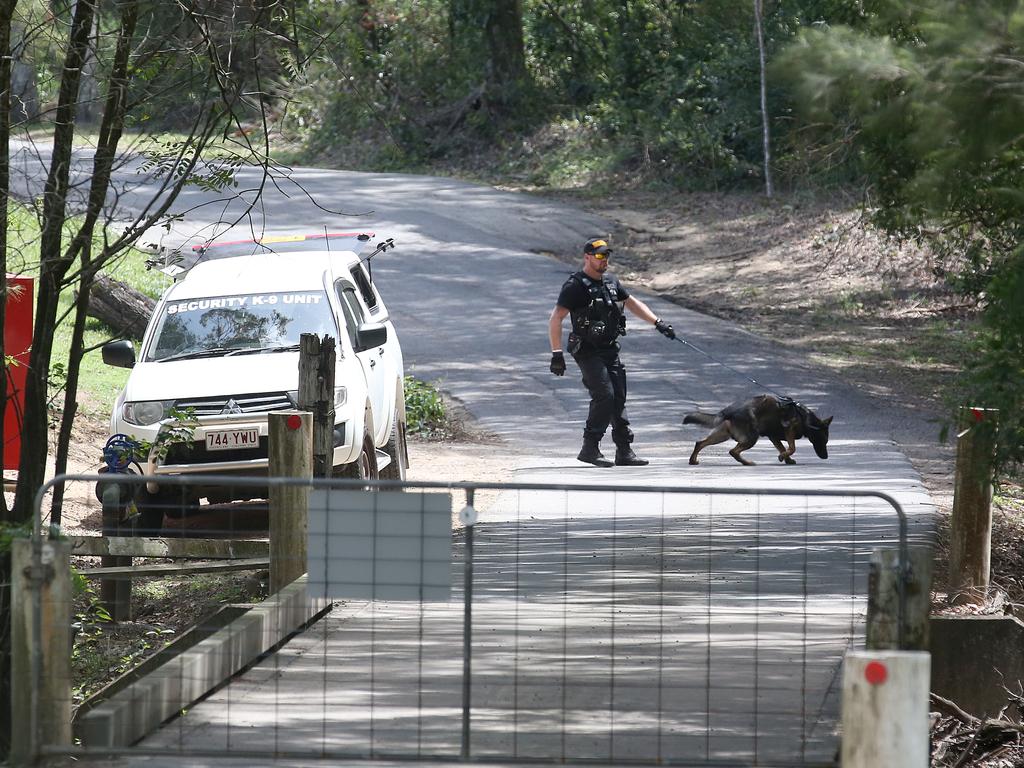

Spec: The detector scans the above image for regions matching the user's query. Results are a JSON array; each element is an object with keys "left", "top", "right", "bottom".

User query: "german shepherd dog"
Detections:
[{"left": 683, "top": 394, "right": 832, "bottom": 466}]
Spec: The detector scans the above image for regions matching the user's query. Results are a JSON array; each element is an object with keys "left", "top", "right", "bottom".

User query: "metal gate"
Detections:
[{"left": 27, "top": 475, "right": 910, "bottom": 767}]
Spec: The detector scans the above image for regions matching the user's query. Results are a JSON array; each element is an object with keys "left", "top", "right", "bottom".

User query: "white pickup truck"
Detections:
[{"left": 101, "top": 233, "right": 407, "bottom": 529}]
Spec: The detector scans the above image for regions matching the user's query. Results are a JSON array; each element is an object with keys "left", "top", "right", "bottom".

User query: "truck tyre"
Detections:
[
  {"left": 379, "top": 418, "right": 408, "bottom": 481},
  {"left": 334, "top": 431, "right": 379, "bottom": 480}
]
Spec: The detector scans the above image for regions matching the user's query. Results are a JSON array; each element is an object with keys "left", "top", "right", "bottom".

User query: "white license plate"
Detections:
[{"left": 205, "top": 428, "right": 260, "bottom": 451}]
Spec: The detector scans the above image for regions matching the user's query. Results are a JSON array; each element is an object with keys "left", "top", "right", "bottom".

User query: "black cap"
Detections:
[{"left": 584, "top": 238, "right": 612, "bottom": 255}]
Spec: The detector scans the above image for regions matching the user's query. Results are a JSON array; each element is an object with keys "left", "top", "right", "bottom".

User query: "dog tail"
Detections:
[{"left": 683, "top": 412, "right": 716, "bottom": 427}]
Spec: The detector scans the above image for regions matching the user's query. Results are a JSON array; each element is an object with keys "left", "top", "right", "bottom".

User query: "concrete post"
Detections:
[
  {"left": 841, "top": 650, "right": 930, "bottom": 767},
  {"left": 866, "top": 546, "right": 932, "bottom": 651},
  {"left": 11, "top": 538, "right": 72, "bottom": 765},
  {"left": 268, "top": 410, "right": 312, "bottom": 593},
  {"left": 949, "top": 406, "right": 998, "bottom": 605}
]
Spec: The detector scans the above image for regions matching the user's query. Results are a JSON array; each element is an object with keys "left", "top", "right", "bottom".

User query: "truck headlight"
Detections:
[
  {"left": 286, "top": 387, "right": 347, "bottom": 409},
  {"left": 122, "top": 400, "right": 172, "bottom": 426}
]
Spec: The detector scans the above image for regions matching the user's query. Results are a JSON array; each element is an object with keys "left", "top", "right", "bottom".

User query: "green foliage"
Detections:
[
  {"left": 283, "top": 0, "right": 892, "bottom": 186},
  {"left": 142, "top": 409, "right": 200, "bottom": 462},
  {"left": 0, "top": 523, "right": 30, "bottom": 555},
  {"left": 965, "top": 249, "right": 1024, "bottom": 474},
  {"left": 105, "top": 408, "right": 199, "bottom": 466},
  {"left": 775, "top": 0, "right": 1024, "bottom": 476},
  {"left": 403, "top": 376, "right": 449, "bottom": 437}
]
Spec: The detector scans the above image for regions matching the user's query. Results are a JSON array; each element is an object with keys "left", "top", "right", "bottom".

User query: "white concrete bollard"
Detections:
[{"left": 841, "top": 650, "right": 930, "bottom": 767}]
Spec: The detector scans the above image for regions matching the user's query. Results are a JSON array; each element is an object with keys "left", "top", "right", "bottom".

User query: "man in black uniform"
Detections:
[{"left": 548, "top": 237, "right": 676, "bottom": 467}]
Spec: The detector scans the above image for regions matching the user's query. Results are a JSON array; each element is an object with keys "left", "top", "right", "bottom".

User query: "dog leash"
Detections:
[{"left": 669, "top": 334, "right": 790, "bottom": 400}]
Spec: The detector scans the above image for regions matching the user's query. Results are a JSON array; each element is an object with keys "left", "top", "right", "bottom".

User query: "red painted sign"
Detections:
[{"left": 4, "top": 276, "right": 33, "bottom": 470}]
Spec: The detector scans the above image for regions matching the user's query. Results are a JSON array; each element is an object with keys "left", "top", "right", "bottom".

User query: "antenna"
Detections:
[{"left": 361, "top": 238, "right": 395, "bottom": 282}]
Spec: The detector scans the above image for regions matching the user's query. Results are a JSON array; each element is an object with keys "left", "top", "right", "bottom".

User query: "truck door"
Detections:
[{"left": 335, "top": 280, "right": 390, "bottom": 444}]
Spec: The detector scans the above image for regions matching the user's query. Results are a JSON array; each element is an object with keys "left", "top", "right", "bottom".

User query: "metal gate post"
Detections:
[{"left": 460, "top": 488, "right": 477, "bottom": 760}]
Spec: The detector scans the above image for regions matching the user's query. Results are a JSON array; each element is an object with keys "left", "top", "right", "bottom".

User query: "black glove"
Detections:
[
  {"left": 550, "top": 351, "right": 566, "bottom": 376},
  {"left": 655, "top": 319, "right": 675, "bottom": 340}
]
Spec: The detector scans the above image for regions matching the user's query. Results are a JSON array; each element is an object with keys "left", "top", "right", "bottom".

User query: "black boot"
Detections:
[
  {"left": 614, "top": 446, "right": 649, "bottom": 466},
  {"left": 578, "top": 438, "right": 613, "bottom": 467}
]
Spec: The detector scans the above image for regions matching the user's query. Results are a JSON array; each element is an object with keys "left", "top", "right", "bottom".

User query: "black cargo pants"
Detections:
[{"left": 573, "top": 345, "right": 633, "bottom": 447}]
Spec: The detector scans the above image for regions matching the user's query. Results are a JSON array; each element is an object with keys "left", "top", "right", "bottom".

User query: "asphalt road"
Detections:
[
  {"left": 10, "top": 148, "right": 938, "bottom": 764},
  {"left": 7, "top": 141, "right": 942, "bottom": 462}
]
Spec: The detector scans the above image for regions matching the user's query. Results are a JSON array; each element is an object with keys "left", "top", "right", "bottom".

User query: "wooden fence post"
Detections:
[
  {"left": 866, "top": 546, "right": 932, "bottom": 651},
  {"left": 842, "top": 650, "right": 930, "bottom": 767},
  {"left": 11, "top": 538, "right": 72, "bottom": 765},
  {"left": 268, "top": 411, "right": 312, "bottom": 594},
  {"left": 298, "top": 333, "right": 336, "bottom": 479},
  {"left": 100, "top": 483, "right": 132, "bottom": 621},
  {"left": 948, "top": 406, "right": 998, "bottom": 606}
]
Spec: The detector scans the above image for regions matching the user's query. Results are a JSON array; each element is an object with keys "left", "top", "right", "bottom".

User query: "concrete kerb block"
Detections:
[
  {"left": 841, "top": 650, "right": 930, "bottom": 768},
  {"left": 77, "top": 576, "right": 330, "bottom": 748},
  {"left": 931, "top": 614, "right": 1024, "bottom": 720}
]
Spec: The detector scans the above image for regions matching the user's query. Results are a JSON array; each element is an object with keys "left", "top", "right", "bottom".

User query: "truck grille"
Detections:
[
  {"left": 173, "top": 392, "right": 293, "bottom": 416},
  {"left": 164, "top": 437, "right": 270, "bottom": 465}
]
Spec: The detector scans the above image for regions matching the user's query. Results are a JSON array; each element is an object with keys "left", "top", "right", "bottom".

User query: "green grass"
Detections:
[{"left": 7, "top": 202, "right": 172, "bottom": 414}]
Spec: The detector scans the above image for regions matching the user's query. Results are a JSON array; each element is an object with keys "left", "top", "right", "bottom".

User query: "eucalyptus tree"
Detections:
[
  {"left": 776, "top": 0, "right": 1024, "bottom": 476},
  {"left": 0, "top": 0, "right": 297, "bottom": 753}
]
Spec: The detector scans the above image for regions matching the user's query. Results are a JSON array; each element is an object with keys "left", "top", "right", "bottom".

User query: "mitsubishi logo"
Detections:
[{"left": 221, "top": 398, "right": 243, "bottom": 415}]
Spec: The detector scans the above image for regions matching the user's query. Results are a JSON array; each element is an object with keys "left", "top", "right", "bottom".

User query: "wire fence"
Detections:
[{"left": 24, "top": 474, "right": 909, "bottom": 767}]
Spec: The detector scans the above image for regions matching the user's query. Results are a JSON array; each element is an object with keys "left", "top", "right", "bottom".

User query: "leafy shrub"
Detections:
[{"left": 403, "top": 376, "right": 450, "bottom": 437}]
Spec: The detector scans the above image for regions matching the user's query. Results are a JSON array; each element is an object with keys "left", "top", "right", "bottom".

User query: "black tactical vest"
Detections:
[{"left": 567, "top": 273, "right": 625, "bottom": 348}]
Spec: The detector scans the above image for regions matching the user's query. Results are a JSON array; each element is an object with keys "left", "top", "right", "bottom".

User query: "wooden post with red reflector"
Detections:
[
  {"left": 841, "top": 650, "right": 930, "bottom": 767},
  {"left": 269, "top": 410, "right": 312, "bottom": 593},
  {"left": 949, "top": 406, "right": 999, "bottom": 606}
]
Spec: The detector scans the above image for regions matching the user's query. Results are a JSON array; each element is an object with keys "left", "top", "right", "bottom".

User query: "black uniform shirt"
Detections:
[
  {"left": 557, "top": 271, "right": 630, "bottom": 352},
  {"left": 557, "top": 271, "right": 629, "bottom": 310}
]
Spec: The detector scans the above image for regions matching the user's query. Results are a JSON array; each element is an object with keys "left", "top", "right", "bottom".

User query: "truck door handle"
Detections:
[
  {"left": 377, "top": 347, "right": 385, "bottom": 356},
  {"left": 369, "top": 359, "right": 376, "bottom": 368}
]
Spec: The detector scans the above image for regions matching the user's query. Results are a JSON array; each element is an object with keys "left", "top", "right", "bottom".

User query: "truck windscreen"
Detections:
[{"left": 147, "top": 291, "right": 337, "bottom": 361}]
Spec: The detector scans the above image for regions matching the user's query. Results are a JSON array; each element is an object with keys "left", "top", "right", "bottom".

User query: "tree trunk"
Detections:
[
  {"left": 13, "top": 0, "right": 97, "bottom": 522},
  {"left": 1, "top": 0, "right": 15, "bottom": 525},
  {"left": 10, "top": 24, "right": 38, "bottom": 123},
  {"left": 51, "top": 0, "right": 142, "bottom": 529},
  {"left": 0, "top": 0, "right": 16, "bottom": 756},
  {"left": 754, "top": 0, "right": 773, "bottom": 197},
  {"left": 50, "top": 268, "right": 95, "bottom": 526},
  {"left": 485, "top": 0, "right": 527, "bottom": 99},
  {"left": 85, "top": 273, "right": 155, "bottom": 341}
]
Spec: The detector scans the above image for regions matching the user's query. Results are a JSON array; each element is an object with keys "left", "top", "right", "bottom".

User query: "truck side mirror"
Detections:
[
  {"left": 102, "top": 339, "right": 136, "bottom": 369},
  {"left": 355, "top": 322, "right": 387, "bottom": 352}
]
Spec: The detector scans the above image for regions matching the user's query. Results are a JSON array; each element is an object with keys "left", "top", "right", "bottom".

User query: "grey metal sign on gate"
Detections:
[{"left": 308, "top": 489, "right": 452, "bottom": 600}]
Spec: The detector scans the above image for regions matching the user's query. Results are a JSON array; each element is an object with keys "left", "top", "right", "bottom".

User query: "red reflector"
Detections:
[
  {"left": 864, "top": 661, "right": 887, "bottom": 685},
  {"left": 287, "top": 414, "right": 302, "bottom": 431}
]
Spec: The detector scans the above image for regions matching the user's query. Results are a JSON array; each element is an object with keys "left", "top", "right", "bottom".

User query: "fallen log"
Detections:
[{"left": 87, "top": 273, "right": 155, "bottom": 340}]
